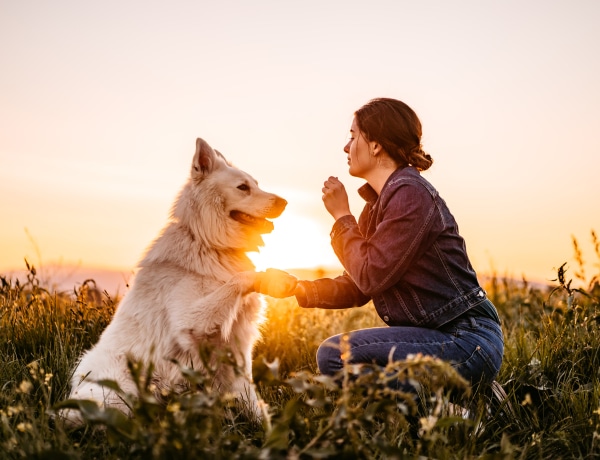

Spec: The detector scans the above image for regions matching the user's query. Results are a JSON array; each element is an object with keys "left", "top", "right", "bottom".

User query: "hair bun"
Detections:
[{"left": 409, "top": 145, "right": 433, "bottom": 171}]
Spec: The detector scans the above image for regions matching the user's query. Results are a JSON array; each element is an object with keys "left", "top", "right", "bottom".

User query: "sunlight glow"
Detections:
[{"left": 248, "top": 212, "right": 340, "bottom": 272}]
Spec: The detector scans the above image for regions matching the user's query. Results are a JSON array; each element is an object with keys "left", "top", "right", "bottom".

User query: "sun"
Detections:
[{"left": 248, "top": 212, "right": 340, "bottom": 272}]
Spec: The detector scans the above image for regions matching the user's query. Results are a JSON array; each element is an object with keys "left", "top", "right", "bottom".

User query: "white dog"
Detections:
[{"left": 61, "top": 138, "right": 291, "bottom": 426}]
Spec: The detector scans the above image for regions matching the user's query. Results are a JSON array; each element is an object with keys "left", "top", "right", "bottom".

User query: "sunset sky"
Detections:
[{"left": 1, "top": 0, "right": 599, "bottom": 292}]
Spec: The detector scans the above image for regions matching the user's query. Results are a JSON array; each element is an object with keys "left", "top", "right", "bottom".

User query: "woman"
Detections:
[{"left": 257, "top": 97, "right": 503, "bottom": 391}]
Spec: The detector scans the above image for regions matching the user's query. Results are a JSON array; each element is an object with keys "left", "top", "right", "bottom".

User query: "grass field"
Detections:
[{"left": 1, "top": 232, "right": 599, "bottom": 459}]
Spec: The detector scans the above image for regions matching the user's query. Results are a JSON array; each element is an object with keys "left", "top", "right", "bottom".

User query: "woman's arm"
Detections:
[
  {"left": 295, "top": 272, "right": 370, "bottom": 309},
  {"left": 253, "top": 268, "right": 369, "bottom": 309}
]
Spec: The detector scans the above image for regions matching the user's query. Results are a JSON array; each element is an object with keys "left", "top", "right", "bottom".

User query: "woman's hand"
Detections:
[
  {"left": 254, "top": 268, "right": 298, "bottom": 298},
  {"left": 322, "top": 176, "right": 351, "bottom": 220}
]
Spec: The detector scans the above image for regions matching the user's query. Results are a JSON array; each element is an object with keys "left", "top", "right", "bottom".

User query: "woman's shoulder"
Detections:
[{"left": 384, "top": 167, "right": 438, "bottom": 200}]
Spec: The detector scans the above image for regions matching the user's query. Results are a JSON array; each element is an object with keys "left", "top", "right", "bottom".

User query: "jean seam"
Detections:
[{"left": 349, "top": 337, "right": 456, "bottom": 350}]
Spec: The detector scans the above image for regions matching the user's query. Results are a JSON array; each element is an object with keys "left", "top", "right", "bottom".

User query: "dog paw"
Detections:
[{"left": 254, "top": 269, "right": 298, "bottom": 298}]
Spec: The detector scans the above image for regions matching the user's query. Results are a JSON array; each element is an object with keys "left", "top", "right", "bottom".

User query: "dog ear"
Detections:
[{"left": 193, "top": 138, "right": 217, "bottom": 177}]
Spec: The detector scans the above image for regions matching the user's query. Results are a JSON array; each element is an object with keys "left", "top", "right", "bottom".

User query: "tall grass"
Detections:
[{"left": 1, "top": 231, "right": 599, "bottom": 459}]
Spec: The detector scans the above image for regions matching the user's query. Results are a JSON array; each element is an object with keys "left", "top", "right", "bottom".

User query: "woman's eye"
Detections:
[{"left": 237, "top": 183, "right": 250, "bottom": 192}]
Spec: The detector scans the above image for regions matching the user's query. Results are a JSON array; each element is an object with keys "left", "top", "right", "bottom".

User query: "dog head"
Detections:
[{"left": 173, "top": 138, "right": 287, "bottom": 252}]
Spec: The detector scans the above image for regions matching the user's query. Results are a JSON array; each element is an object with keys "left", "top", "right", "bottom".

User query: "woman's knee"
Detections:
[{"left": 316, "top": 336, "right": 343, "bottom": 376}]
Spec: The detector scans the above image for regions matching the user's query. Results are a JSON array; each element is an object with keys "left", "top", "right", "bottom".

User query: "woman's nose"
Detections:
[{"left": 343, "top": 142, "right": 350, "bottom": 153}]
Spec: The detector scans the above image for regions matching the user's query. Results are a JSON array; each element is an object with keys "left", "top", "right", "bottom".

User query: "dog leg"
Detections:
[
  {"left": 171, "top": 271, "right": 258, "bottom": 345},
  {"left": 59, "top": 379, "right": 134, "bottom": 428},
  {"left": 231, "top": 375, "right": 263, "bottom": 420},
  {"left": 62, "top": 350, "right": 137, "bottom": 427}
]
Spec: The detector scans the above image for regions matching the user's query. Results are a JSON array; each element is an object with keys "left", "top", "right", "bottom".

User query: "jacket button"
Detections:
[
  {"left": 478, "top": 290, "right": 484, "bottom": 297},
  {"left": 383, "top": 315, "right": 389, "bottom": 322}
]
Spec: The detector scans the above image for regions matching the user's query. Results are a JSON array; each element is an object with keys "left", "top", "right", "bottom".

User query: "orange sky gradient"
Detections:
[{"left": 1, "top": 1, "right": 599, "bottom": 293}]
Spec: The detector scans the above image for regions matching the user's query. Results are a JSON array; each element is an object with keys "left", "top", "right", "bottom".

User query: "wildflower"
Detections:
[
  {"left": 167, "top": 402, "right": 181, "bottom": 413},
  {"left": 27, "top": 361, "right": 39, "bottom": 379},
  {"left": 418, "top": 415, "right": 438, "bottom": 437},
  {"left": 18, "top": 380, "right": 33, "bottom": 394},
  {"left": 16, "top": 422, "right": 33, "bottom": 432},
  {"left": 44, "top": 373, "right": 53, "bottom": 385},
  {"left": 7, "top": 405, "right": 23, "bottom": 416}
]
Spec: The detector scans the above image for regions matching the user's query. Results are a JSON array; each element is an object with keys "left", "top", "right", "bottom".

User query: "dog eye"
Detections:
[{"left": 237, "top": 183, "right": 250, "bottom": 192}]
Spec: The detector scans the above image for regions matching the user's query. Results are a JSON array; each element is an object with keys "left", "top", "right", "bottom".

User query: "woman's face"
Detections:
[{"left": 344, "top": 116, "right": 376, "bottom": 179}]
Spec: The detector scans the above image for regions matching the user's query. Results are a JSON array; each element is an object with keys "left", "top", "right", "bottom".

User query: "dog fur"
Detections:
[{"left": 61, "top": 138, "right": 286, "bottom": 426}]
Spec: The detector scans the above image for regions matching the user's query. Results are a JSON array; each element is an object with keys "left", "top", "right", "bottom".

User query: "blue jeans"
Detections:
[{"left": 316, "top": 316, "right": 504, "bottom": 389}]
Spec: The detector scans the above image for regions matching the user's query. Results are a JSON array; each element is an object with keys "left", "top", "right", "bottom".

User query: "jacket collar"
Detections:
[{"left": 357, "top": 166, "right": 417, "bottom": 204}]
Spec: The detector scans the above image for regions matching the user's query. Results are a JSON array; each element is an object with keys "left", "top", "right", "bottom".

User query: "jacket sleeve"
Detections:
[{"left": 295, "top": 272, "right": 371, "bottom": 309}]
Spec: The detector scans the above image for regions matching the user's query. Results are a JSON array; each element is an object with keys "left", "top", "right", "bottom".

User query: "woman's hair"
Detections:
[{"left": 354, "top": 97, "right": 433, "bottom": 171}]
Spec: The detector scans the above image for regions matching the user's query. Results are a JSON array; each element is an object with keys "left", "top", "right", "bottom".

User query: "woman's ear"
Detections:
[{"left": 370, "top": 142, "right": 382, "bottom": 156}]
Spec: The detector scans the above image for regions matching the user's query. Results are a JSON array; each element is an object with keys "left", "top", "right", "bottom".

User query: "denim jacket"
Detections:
[{"left": 298, "top": 166, "right": 489, "bottom": 328}]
